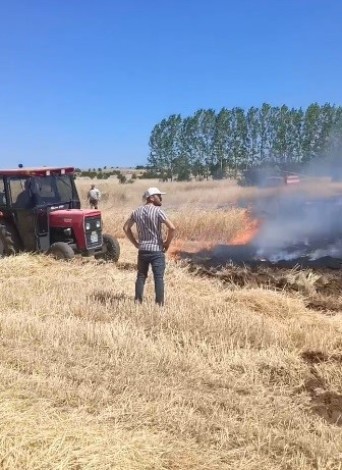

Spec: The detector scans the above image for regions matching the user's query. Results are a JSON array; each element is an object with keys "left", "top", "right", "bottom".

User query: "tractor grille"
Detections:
[{"left": 85, "top": 216, "right": 103, "bottom": 248}]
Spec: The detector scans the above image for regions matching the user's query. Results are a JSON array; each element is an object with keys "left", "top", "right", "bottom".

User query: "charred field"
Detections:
[
  {"left": 174, "top": 188, "right": 342, "bottom": 314},
  {"left": 179, "top": 243, "right": 342, "bottom": 312}
]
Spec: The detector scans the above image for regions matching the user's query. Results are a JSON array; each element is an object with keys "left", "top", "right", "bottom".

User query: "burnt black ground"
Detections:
[
  {"left": 179, "top": 244, "right": 342, "bottom": 270},
  {"left": 178, "top": 244, "right": 342, "bottom": 311}
]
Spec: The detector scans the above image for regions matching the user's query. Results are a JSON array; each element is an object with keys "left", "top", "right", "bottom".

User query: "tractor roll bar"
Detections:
[{"left": 0, "top": 167, "right": 75, "bottom": 177}]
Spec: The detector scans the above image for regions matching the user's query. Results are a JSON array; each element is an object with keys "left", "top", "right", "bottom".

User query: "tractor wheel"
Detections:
[
  {"left": 95, "top": 234, "right": 120, "bottom": 262},
  {"left": 47, "top": 242, "right": 75, "bottom": 261},
  {"left": 0, "top": 224, "right": 16, "bottom": 257}
]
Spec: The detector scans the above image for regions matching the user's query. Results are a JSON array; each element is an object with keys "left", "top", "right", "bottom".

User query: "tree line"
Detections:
[{"left": 147, "top": 103, "right": 342, "bottom": 181}]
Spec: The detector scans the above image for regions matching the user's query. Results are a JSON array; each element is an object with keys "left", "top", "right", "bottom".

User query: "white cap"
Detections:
[{"left": 143, "top": 187, "right": 166, "bottom": 200}]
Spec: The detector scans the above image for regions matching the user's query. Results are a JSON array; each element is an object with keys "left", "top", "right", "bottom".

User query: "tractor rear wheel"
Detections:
[
  {"left": 47, "top": 242, "right": 75, "bottom": 261},
  {"left": 0, "top": 224, "right": 16, "bottom": 257},
  {"left": 95, "top": 234, "right": 120, "bottom": 262}
]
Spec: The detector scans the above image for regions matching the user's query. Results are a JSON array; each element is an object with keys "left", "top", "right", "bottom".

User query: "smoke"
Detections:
[
  {"left": 179, "top": 130, "right": 342, "bottom": 267},
  {"left": 249, "top": 141, "right": 342, "bottom": 262},
  {"left": 253, "top": 194, "right": 342, "bottom": 245}
]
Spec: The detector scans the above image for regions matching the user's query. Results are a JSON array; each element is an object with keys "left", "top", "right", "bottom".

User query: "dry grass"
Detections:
[
  {"left": 1, "top": 178, "right": 342, "bottom": 469},
  {"left": 78, "top": 178, "right": 257, "bottom": 242},
  {"left": 77, "top": 176, "right": 342, "bottom": 209}
]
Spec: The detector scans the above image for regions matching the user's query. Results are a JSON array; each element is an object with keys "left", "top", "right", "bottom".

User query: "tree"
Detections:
[
  {"left": 302, "top": 103, "right": 321, "bottom": 162},
  {"left": 117, "top": 172, "right": 127, "bottom": 184},
  {"left": 148, "top": 115, "right": 182, "bottom": 181},
  {"left": 318, "top": 103, "right": 335, "bottom": 158},
  {"left": 324, "top": 106, "right": 342, "bottom": 178},
  {"left": 272, "top": 105, "right": 292, "bottom": 167},
  {"left": 212, "top": 108, "right": 231, "bottom": 178},
  {"left": 146, "top": 103, "right": 342, "bottom": 177},
  {"left": 230, "top": 107, "right": 248, "bottom": 176},
  {"left": 245, "top": 107, "right": 260, "bottom": 167},
  {"left": 192, "top": 109, "right": 217, "bottom": 178},
  {"left": 287, "top": 107, "right": 304, "bottom": 167},
  {"left": 258, "top": 103, "right": 273, "bottom": 164},
  {"left": 174, "top": 155, "right": 191, "bottom": 181}
]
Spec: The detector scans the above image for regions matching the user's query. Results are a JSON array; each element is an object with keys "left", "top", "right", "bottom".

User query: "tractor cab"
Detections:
[{"left": 0, "top": 167, "right": 120, "bottom": 261}]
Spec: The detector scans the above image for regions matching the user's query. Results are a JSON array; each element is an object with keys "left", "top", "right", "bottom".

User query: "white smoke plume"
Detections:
[{"left": 249, "top": 147, "right": 342, "bottom": 262}]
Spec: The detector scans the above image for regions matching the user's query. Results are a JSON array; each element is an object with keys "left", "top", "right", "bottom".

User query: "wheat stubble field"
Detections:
[{"left": 1, "top": 178, "right": 342, "bottom": 469}]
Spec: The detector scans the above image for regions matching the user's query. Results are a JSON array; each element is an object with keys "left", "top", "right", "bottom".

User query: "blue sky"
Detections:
[{"left": 0, "top": 0, "right": 341, "bottom": 169}]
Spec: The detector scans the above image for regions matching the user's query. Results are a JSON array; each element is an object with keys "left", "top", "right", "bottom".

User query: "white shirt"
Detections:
[{"left": 88, "top": 188, "right": 101, "bottom": 200}]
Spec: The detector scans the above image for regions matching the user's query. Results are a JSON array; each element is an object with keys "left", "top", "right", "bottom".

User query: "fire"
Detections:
[
  {"left": 229, "top": 218, "right": 261, "bottom": 245},
  {"left": 168, "top": 239, "right": 215, "bottom": 259},
  {"left": 168, "top": 211, "right": 262, "bottom": 260}
]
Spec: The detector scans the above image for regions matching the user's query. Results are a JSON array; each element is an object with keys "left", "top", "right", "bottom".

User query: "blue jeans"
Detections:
[{"left": 135, "top": 250, "right": 166, "bottom": 306}]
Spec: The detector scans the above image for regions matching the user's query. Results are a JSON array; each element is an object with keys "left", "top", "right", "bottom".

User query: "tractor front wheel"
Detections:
[
  {"left": 47, "top": 242, "right": 75, "bottom": 261},
  {"left": 95, "top": 234, "right": 120, "bottom": 262},
  {"left": 0, "top": 224, "right": 16, "bottom": 257}
]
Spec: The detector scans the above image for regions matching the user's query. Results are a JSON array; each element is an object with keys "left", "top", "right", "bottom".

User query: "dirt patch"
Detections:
[
  {"left": 302, "top": 378, "right": 342, "bottom": 426},
  {"left": 302, "top": 351, "right": 330, "bottom": 364},
  {"left": 301, "top": 351, "right": 342, "bottom": 364},
  {"left": 304, "top": 296, "right": 342, "bottom": 313},
  {"left": 311, "top": 391, "right": 342, "bottom": 426},
  {"left": 89, "top": 291, "right": 127, "bottom": 305},
  {"left": 116, "top": 261, "right": 136, "bottom": 271},
  {"left": 298, "top": 352, "right": 342, "bottom": 426}
]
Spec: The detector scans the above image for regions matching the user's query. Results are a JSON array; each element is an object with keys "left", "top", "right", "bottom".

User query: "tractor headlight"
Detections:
[
  {"left": 85, "top": 222, "right": 91, "bottom": 231},
  {"left": 64, "top": 228, "right": 72, "bottom": 236},
  {"left": 95, "top": 220, "right": 101, "bottom": 229}
]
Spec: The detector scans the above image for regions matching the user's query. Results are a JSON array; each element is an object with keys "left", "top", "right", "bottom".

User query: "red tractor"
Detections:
[{"left": 0, "top": 166, "right": 120, "bottom": 261}]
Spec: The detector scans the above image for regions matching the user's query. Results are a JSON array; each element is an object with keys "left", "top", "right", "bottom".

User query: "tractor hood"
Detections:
[{"left": 49, "top": 209, "right": 101, "bottom": 228}]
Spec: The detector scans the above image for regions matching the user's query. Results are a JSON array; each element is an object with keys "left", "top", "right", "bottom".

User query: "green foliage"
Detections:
[
  {"left": 78, "top": 169, "right": 120, "bottom": 180},
  {"left": 148, "top": 114, "right": 182, "bottom": 181},
  {"left": 117, "top": 172, "right": 127, "bottom": 184},
  {"left": 79, "top": 171, "right": 97, "bottom": 179},
  {"left": 139, "top": 168, "right": 161, "bottom": 179},
  {"left": 174, "top": 155, "right": 191, "bottom": 181},
  {"left": 97, "top": 172, "right": 111, "bottom": 179},
  {"left": 147, "top": 103, "right": 342, "bottom": 179}
]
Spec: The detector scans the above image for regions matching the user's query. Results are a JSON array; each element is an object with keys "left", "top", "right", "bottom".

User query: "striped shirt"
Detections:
[{"left": 131, "top": 204, "right": 167, "bottom": 251}]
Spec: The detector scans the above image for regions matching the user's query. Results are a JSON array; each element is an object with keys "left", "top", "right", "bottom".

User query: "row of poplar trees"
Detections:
[{"left": 147, "top": 103, "right": 342, "bottom": 180}]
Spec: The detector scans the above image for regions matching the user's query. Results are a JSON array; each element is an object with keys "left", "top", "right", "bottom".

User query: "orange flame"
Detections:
[
  {"left": 229, "top": 218, "right": 261, "bottom": 245},
  {"left": 168, "top": 211, "right": 262, "bottom": 259},
  {"left": 168, "top": 239, "right": 215, "bottom": 260}
]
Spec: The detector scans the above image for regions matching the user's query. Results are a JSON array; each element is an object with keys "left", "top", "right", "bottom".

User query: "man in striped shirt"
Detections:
[{"left": 123, "top": 187, "right": 175, "bottom": 306}]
